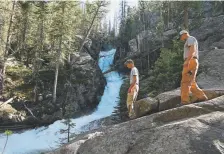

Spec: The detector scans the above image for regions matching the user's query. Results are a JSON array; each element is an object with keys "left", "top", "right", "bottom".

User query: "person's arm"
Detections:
[
  {"left": 186, "top": 45, "right": 195, "bottom": 62},
  {"left": 185, "top": 38, "right": 196, "bottom": 69},
  {"left": 128, "top": 75, "right": 137, "bottom": 93}
]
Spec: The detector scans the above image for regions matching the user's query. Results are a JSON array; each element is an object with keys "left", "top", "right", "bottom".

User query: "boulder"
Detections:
[
  {"left": 41, "top": 110, "right": 62, "bottom": 124},
  {"left": 0, "top": 104, "right": 26, "bottom": 124},
  {"left": 128, "top": 39, "right": 138, "bottom": 53},
  {"left": 156, "top": 89, "right": 180, "bottom": 111},
  {"left": 131, "top": 89, "right": 224, "bottom": 119},
  {"left": 130, "top": 97, "right": 158, "bottom": 119},
  {"left": 66, "top": 52, "right": 106, "bottom": 115}
]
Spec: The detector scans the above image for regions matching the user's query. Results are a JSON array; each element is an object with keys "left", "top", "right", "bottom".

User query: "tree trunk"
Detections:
[
  {"left": 121, "top": 0, "right": 124, "bottom": 19},
  {"left": 183, "top": 2, "right": 189, "bottom": 30},
  {"left": 2, "top": 134, "right": 9, "bottom": 154},
  {"left": 0, "top": 66, "right": 3, "bottom": 97},
  {"left": 1, "top": 1, "right": 15, "bottom": 96},
  {"left": 123, "top": 0, "right": 126, "bottom": 18},
  {"left": 67, "top": 122, "right": 70, "bottom": 143},
  {"left": 78, "top": 5, "right": 100, "bottom": 53},
  {"left": 4, "top": 1, "right": 15, "bottom": 61},
  {"left": 53, "top": 4, "right": 65, "bottom": 103},
  {"left": 140, "top": 56, "right": 143, "bottom": 72},
  {"left": 67, "top": 54, "right": 71, "bottom": 63},
  {"left": 160, "top": 8, "right": 164, "bottom": 47},
  {"left": 222, "top": 1, "right": 224, "bottom": 14},
  {"left": 168, "top": 2, "right": 170, "bottom": 26},
  {"left": 21, "top": 5, "right": 29, "bottom": 62},
  {"left": 33, "top": 2, "right": 45, "bottom": 102},
  {"left": 53, "top": 40, "right": 62, "bottom": 103},
  {"left": 147, "top": 54, "right": 150, "bottom": 73}
]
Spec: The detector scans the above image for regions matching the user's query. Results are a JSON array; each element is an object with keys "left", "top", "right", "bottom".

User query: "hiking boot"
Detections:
[
  {"left": 199, "top": 96, "right": 208, "bottom": 101},
  {"left": 181, "top": 101, "right": 191, "bottom": 105},
  {"left": 128, "top": 109, "right": 136, "bottom": 119}
]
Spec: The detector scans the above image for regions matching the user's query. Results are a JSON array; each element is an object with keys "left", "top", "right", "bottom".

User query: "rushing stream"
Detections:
[{"left": 0, "top": 48, "right": 123, "bottom": 154}]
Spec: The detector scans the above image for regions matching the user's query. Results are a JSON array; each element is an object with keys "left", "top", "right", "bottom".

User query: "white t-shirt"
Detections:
[
  {"left": 184, "top": 36, "right": 199, "bottom": 60},
  {"left": 130, "top": 67, "right": 139, "bottom": 85}
]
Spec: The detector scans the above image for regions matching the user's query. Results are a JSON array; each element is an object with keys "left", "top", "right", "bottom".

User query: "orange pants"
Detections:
[{"left": 181, "top": 58, "right": 207, "bottom": 104}]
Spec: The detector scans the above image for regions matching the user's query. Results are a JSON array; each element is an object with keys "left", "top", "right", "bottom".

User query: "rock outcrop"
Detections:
[
  {"left": 197, "top": 49, "right": 224, "bottom": 90},
  {"left": 67, "top": 52, "right": 106, "bottom": 113},
  {"left": 49, "top": 92, "right": 224, "bottom": 154},
  {"left": 0, "top": 103, "right": 26, "bottom": 124},
  {"left": 114, "top": 14, "right": 224, "bottom": 73},
  {"left": 114, "top": 29, "right": 177, "bottom": 72},
  {"left": 191, "top": 15, "right": 224, "bottom": 51},
  {"left": 130, "top": 89, "right": 224, "bottom": 119},
  {"left": 0, "top": 52, "right": 106, "bottom": 128}
]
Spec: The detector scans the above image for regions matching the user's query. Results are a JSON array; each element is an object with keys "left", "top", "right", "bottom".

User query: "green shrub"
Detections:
[{"left": 139, "top": 40, "right": 184, "bottom": 97}]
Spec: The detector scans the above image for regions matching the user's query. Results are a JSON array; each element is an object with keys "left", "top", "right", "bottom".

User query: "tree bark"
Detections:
[
  {"left": 53, "top": 48, "right": 61, "bottom": 103},
  {"left": 4, "top": 1, "right": 15, "bottom": 61},
  {"left": 1, "top": 1, "right": 16, "bottom": 96},
  {"left": 78, "top": 5, "right": 100, "bottom": 53},
  {"left": 2, "top": 134, "right": 9, "bottom": 154},
  {"left": 53, "top": 3, "right": 65, "bottom": 103},
  {"left": 67, "top": 122, "right": 70, "bottom": 143},
  {"left": 33, "top": 2, "right": 45, "bottom": 102},
  {"left": 222, "top": 1, "right": 224, "bottom": 14},
  {"left": 183, "top": 2, "right": 189, "bottom": 30},
  {"left": 21, "top": 2, "right": 29, "bottom": 62},
  {"left": 168, "top": 2, "right": 170, "bottom": 26},
  {"left": 0, "top": 67, "right": 3, "bottom": 97}
]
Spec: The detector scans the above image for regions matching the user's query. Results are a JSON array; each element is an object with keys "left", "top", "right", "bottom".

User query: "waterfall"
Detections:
[{"left": 0, "top": 48, "right": 123, "bottom": 154}]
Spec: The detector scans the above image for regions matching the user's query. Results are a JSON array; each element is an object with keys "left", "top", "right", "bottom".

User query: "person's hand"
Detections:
[
  {"left": 188, "top": 71, "right": 192, "bottom": 75},
  {"left": 128, "top": 87, "right": 132, "bottom": 93},
  {"left": 183, "top": 61, "right": 189, "bottom": 68}
]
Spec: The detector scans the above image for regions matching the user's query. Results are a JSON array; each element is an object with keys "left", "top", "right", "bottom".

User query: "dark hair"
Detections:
[{"left": 124, "top": 59, "right": 134, "bottom": 65}]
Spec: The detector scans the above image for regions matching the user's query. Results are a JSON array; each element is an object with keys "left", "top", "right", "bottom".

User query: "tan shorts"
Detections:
[{"left": 126, "top": 85, "right": 139, "bottom": 108}]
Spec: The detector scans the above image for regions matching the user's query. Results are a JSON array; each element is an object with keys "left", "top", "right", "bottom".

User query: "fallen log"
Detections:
[{"left": 0, "top": 97, "right": 14, "bottom": 107}]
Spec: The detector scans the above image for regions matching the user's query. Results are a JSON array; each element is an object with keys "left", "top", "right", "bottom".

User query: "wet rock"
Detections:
[{"left": 41, "top": 111, "right": 62, "bottom": 124}]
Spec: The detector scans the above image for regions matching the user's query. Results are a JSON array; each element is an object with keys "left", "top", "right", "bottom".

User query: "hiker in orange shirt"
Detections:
[{"left": 179, "top": 30, "right": 208, "bottom": 104}]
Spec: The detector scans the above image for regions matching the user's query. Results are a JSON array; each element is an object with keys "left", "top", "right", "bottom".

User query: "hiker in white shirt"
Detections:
[{"left": 124, "top": 59, "right": 139, "bottom": 118}]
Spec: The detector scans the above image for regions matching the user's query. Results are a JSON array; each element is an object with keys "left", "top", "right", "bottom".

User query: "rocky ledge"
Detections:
[{"left": 48, "top": 89, "right": 224, "bottom": 154}]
